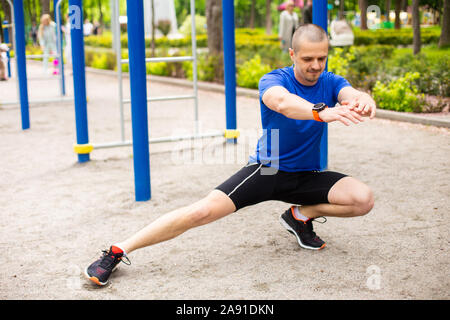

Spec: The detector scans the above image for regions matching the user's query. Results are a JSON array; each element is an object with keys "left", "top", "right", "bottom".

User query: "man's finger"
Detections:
[
  {"left": 339, "top": 108, "right": 360, "bottom": 124},
  {"left": 370, "top": 105, "right": 376, "bottom": 119}
]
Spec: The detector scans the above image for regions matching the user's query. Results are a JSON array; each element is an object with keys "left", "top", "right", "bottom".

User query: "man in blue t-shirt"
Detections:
[{"left": 85, "top": 24, "right": 377, "bottom": 286}]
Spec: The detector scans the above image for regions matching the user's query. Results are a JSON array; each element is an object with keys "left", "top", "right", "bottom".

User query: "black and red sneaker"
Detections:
[
  {"left": 84, "top": 246, "right": 131, "bottom": 286},
  {"left": 279, "top": 208, "right": 327, "bottom": 250}
]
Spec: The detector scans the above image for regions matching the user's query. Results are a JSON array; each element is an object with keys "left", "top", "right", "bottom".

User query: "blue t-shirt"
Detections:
[{"left": 248, "top": 66, "right": 351, "bottom": 172}]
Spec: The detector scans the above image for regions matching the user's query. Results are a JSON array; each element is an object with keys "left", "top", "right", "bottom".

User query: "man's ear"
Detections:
[{"left": 289, "top": 48, "right": 295, "bottom": 63}]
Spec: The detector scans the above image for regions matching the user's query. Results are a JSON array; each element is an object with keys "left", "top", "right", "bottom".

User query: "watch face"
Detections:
[{"left": 313, "top": 103, "right": 326, "bottom": 111}]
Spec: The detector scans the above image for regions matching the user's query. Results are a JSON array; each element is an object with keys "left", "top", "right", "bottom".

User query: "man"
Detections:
[
  {"left": 0, "top": 43, "right": 9, "bottom": 81},
  {"left": 85, "top": 24, "right": 376, "bottom": 286}
]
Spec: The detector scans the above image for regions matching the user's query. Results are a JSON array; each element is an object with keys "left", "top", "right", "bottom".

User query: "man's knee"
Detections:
[
  {"left": 185, "top": 201, "right": 213, "bottom": 227},
  {"left": 352, "top": 187, "right": 374, "bottom": 216}
]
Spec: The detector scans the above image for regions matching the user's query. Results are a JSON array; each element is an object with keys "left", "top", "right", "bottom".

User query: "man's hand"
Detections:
[
  {"left": 343, "top": 94, "right": 376, "bottom": 119},
  {"left": 317, "top": 104, "right": 364, "bottom": 126},
  {"left": 337, "top": 87, "right": 377, "bottom": 119}
]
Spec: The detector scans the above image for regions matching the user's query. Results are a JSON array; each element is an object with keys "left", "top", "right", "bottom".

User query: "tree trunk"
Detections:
[
  {"left": 1, "top": 0, "right": 11, "bottom": 23},
  {"left": 41, "top": 0, "right": 51, "bottom": 15},
  {"left": 412, "top": 0, "right": 421, "bottom": 54},
  {"left": 338, "top": 0, "right": 345, "bottom": 20},
  {"left": 249, "top": 0, "right": 256, "bottom": 28},
  {"left": 265, "top": 0, "right": 272, "bottom": 35},
  {"left": 394, "top": 0, "right": 401, "bottom": 29},
  {"left": 98, "top": 0, "right": 104, "bottom": 25},
  {"left": 385, "top": 0, "right": 391, "bottom": 22},
  {"left": 439, "top": 0, "right": 450, "bottom": 47},
  {"left": 359, "top": 0, "right": 368, "bottom": 30},
  {"left": 206, "top": 0, "right": 223, "bottom": 55},
  {"left": 151, "top": 0, "right": 155, "bottom": 57}
]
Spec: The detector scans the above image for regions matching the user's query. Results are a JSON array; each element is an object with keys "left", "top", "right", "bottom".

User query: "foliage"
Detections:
[
  {"left": 157, "top": 20, "right": 172, "bottom": 37},
  {"left": 328, "top": 47, "right": 356, "bottom": 78},
  {"left": 353, "top": 27, "right": 441, "bottom": 46},
  {"left": 146, "top": 62, "right": 169, "bottom": 76},
  {"left": 237, "top": 54, "right": 271, "bottom": 89},
  {"left": 372, "top": 72, "right": 425, "bottom": 113},
  {"left": 178, "top": 14, "right": 207, "bottom": 36}
]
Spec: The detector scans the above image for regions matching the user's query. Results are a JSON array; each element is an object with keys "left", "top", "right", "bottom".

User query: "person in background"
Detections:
[
  {"left": 0, "top": 43, "right": 9, "bottom": 81},
  {"left": 62, "top": 14, "right": 72, "bottom": 65},
  {"left": 30, "top": 22, "right": 38, "bottom": 46},
  {"left": 83, "top": 19, "right": 94, "bottom": 36},
  {"left": 278, "top": 0, "right": 299, "bottom": 52},
  {"left": 303, "top": 0, "right": 313, "bottom": 24},
  {"left": 38, "top": 14, "right": 57, "bottom": 74}
]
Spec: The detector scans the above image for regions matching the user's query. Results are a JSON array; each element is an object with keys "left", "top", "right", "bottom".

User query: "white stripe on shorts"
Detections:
[{"left": 227, "top": 163, "right": 263, "bottom": 197}]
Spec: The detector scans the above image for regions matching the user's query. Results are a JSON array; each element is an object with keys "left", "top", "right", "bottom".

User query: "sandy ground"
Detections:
[{"left": 0, "top": 61, "right": 449, "bottom": 300}]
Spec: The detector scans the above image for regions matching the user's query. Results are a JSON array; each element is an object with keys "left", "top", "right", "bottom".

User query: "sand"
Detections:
[{"left": 0, "top": 61, "right": 449, "bottom": 300}]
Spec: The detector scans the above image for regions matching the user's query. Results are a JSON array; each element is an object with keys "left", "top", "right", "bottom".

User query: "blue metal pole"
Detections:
[
  {"left": 13, "top": 0, "right": 30, "bottom": 130},
  {"left": 222, "top": 0, "right": 237, "bottom": 144},
  {"left": 54, "top": 0, "right": 66, "bottom": 95},
  {"left": 312, "top": 0, "right": 328, "bottom": 170},
  {"left": 69, "top": 0, "right": 90, "bottom": 163},
  {"left": 126, "top": 0, "right": 151, "bottom": 201},
  {"left": 2, "top": 20, "right": 11, "bottom": 78}
]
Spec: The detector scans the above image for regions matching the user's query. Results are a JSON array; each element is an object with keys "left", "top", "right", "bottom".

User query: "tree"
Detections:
[
  {"left": 385, "top": 0, "right": 391, "bottom": 22},
  {"left": 206, "top": 0, "right": 222, "bottom": 55},
  {"left": 265, "top": 0, "right": 272, "bottom": 35},
  {"left": 338, "top": 0, "right": 345, "bottom": 20},
  {"left": 412, "top": 0, "right": 420, "bottom": 54},
  {"left": 41, "top": 0, "right": 50, "bottom": 15},
  {"left": 151, "top": 0, "right": 155, "bottom": 57},
  {"left": 359, "top": 0, "right": 368, "bottom": 30},
  {"left": 205, "top": 0, "right": 223, "bottom": 83},
  {"left": 439, "top": 0, "right": 450, "bottom": 47},
  {"left": 394, "top": 0, "right": 401, "bottom": 29}
]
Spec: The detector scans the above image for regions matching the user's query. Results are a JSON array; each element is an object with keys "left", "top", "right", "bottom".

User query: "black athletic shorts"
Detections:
[{"left": 215, "top": 162, "right": 348, "bottom": 211}]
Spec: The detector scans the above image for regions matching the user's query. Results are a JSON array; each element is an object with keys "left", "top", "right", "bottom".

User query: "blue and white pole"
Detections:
[
  {"left": 2, "top": 20, "right": 12, "bottom": 78},
  {"left": 222, "top": 0, "right": 238, "bottom": 144},
  {"left": 69, "top": 0, "right": 90, "bottom": 163},
  {"left": 13, "top": 0, "right": 30, "bottom": 130},
  {"left": 312, "top": 0, "right": 329, "bottom": 170},
  {"left": 126, "top": 0, "right": 151, "bottom": 201}
]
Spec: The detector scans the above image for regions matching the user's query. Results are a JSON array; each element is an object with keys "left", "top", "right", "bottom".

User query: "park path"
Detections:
[{"left": 0, "top": 60, "right": 449, "bottom": 299}]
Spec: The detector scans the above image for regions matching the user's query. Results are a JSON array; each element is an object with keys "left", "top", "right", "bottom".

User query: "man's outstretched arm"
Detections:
[{"left": 262, "top": 86, "right": 364, "bottom": 126}]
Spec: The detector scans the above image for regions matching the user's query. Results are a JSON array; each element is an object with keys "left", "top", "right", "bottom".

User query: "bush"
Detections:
[
  {"left": 237, "top": 55, "right": 271, "bottom": 89},
  {"left": 372, "top": 72, "right": 424, "bottom": 112},
  {"left": 328, "top": 47, "right": 355, "bottom": 78},
  {"left": 353, "top": 27, "right": 441, "bottom": 46},
  {"left": 197, "top": 53, "right": 223, "bottom": 83},
  {"left": 179, "top": 14, "right": 207, "bottom": 36},
  {"left": 146, "top": 62, "right": 168, "bottom": 76}
]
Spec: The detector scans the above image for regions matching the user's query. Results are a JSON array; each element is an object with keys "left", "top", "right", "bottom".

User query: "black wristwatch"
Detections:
[{"left": 312, "top": 103, "right": 328, "bottom": 122}]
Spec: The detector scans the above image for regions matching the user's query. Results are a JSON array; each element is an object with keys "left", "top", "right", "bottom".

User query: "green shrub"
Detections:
[
  {"left": 146, "top": 62, "right": 168, "bottom": 76},
  {"left": 237, "top": 55, "right": 271, "bottom": 89},
  {"left": 197, "top": 53, "right": 223, "bottom": 83},
  {"left": 328, "top": 47, "right": 355, "bottom": 78},
  {"left": 353, "top": 27, "right": 441, "bottom": 46},
  {"left": 179, "top": 14, "right": 207, "bottom": 36},
  {"left": 372, "top": 72, "right": 424, "bottom": 112}
]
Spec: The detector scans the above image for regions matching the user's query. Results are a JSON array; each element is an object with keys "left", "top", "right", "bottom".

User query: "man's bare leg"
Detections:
[
  {"left": 117, "top": 190, "right": 236, "bottom": 254},
  {"left": 297, "top": 176, "right": 374, "bottom": 219}
]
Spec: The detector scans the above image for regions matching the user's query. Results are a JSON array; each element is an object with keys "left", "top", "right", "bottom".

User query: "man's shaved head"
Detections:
[{"left": 291, "top": 24, "right": 328, "bottom": 53}]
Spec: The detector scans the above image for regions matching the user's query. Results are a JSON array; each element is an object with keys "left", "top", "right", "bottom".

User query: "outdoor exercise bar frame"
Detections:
[
  {"left": 1, "top": 0, "right": 72, "bottom": 112},
  {"left": 107, "top": 0, "right": 206, "bottom": 146},
  {"left": 71, "top": 0, "right": 328, "bottom": 201}
]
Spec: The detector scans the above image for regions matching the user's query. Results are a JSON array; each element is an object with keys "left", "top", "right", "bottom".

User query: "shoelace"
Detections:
[
  {"left": 305, "top": 217, "right": 327, "bottom": 241},
  {"left": 99, "top": 249, "right": 131, "bottom": 268}
]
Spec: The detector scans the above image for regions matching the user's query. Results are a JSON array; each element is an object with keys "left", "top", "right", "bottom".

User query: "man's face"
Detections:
[{"left": 289, "top": 39, "right": 328, "bottom": 85}]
